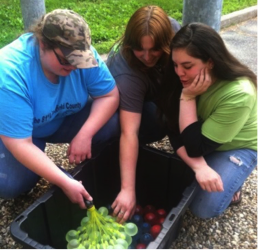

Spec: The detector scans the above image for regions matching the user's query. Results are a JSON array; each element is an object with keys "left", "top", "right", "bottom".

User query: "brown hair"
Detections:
[
  {"left": 27, "top": 15, "right": 58, "bottom": 50},
  {"left": 159, "top": 22, "right": 257, "bottom": 131},
  {"left": 113, "top": 5, "right": 174, "bottom": 72}
]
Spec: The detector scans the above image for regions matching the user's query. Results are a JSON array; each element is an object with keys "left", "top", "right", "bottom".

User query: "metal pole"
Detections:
[
  {"left": 182, "top": 0, "right": 223, "bottom": 31},
  {"left": 20, "top": 0, "right": 46, "bottom": 30}
]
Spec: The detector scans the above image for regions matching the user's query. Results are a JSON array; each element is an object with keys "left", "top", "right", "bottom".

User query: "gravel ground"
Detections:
[
  {"left": 0, "top": 19, "right": 257, "bottom": 249},
  {"left": 0, "top": 137, "right": 257, "bottom": 249}
]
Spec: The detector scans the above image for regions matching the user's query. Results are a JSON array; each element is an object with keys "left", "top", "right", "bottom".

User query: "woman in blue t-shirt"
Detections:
[{"left": 0, "top": 9, "right": 120, "bottom": 208}]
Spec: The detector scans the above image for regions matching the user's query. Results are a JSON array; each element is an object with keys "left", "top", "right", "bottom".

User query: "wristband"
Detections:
[{"left": 179, "top": 97, "right": 196, "bottom": 101}]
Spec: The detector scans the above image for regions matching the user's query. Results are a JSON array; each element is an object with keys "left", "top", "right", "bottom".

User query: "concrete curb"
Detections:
[{"left": 221, "top": 5, "right": 257, "bottom": 29}]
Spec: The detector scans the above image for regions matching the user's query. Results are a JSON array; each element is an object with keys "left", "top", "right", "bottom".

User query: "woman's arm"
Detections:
[
  {"left": 178, "top": 68, "right": 223, "bottom": 192},
  {"left": 111, "top": 109, "right": 141, "bottom": 223},
  {"left": 1, "top": 135, "right": 92, "bottom": 208},
  {"left": 67, "top": 86, "right": 119, "bottom": 164},
  {"left": 179, "top": 68, "right": 211, "bottom": 132},
  {"left": 179, "top": 95, "right": 197, "bottom": 132},
  {"left": 176, "top": 146, "right": 224, "bottom": 192},
  {"left": 180, "top": 121, "right": 222, "bottom": 157}
]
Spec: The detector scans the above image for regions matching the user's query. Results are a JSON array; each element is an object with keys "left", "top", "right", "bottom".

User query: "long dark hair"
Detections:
[
  {"left": 159, "top": 22, "right": 257, "bottom": 130},
  {"left": 171, "top": 22, "right": 257, "bottom": 85}
]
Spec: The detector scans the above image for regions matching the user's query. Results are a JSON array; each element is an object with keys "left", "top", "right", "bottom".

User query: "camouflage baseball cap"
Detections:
[{"left": 42, "top": 9, "right": 98, "bottom": 68}]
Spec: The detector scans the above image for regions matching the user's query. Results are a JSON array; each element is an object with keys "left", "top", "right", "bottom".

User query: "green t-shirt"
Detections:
[{"left": 197, "top": 77, "right": 257, "bottom": 151}]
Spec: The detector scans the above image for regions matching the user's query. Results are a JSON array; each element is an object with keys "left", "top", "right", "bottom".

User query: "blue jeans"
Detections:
[
  {"left": 0, "top": 101, "right": 166, "bottom": 198},
  {"left": 189, "top": 148, "right": 257, "bottom": 219},
  {"left": 0, "top": 99, "right": 120, "bottom": 198},
  {"left": 139, "top": 102, "right": 167, "bottom": 144}
]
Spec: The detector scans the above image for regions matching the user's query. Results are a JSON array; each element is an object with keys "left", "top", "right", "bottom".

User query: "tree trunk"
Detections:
[
  {"left": 20, "top": 0, "right": 46, "bottom": 30},
  {"left": 182, "top": 0, "right": 223, "bottom": 31}
]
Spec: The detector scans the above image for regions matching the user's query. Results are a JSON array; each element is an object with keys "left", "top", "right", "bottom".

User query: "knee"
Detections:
[
  {"left": 189, "top": 200, "right": 224, "bottom": 219},
  {"left": 0, "top": 185, "right": 24, "bottom": 199},
  {"left": 189, "top": 207, "right": 222, "bottom": 219},
  {"left": 0, "top": 175, "right": 39, "bottom": 199}
]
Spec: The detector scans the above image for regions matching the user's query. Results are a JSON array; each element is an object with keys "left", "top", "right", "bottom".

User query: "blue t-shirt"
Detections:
[{"left": 0, "top": 33, "right": 115, "bottom": 138}]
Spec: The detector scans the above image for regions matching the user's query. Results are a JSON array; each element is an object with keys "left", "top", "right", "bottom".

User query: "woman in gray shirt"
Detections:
[{"left": 107, "top": 5, "right": 180, "bottom": 223}]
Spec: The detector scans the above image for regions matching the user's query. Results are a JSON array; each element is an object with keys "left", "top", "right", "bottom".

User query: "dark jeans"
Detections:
[{"left": 0, "top": 101, "right": 166, "bottom": 198}]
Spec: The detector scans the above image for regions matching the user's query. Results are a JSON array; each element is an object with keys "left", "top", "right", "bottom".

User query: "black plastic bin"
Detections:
[{"left": 10, "top": 140, "right": 196, "bottom": 249}]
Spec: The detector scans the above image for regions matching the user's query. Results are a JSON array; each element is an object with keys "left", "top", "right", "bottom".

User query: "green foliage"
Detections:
[
  {"left": 44, "top": 0, "right": 142, "bottom": 51},
  {"left": 95, "top": 40, "right": 116, "bottom": 54},
  {"left": 0, "top": 0, "right": 257, "bottom": 52},
  {"left": 0, "top": 0, "right": 23, "bottom": 47},
  {"left": 222, "top": 0, "right": 256, "bottom": 14}
]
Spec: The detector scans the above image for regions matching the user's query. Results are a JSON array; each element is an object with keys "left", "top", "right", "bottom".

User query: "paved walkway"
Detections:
[{"left": 221, "top": 17, "right": 257, "bottom": 74}]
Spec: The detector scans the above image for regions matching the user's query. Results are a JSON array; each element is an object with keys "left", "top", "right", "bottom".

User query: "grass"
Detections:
[{"left": 0, "top": 0, "right": 256, "bottom": 53}]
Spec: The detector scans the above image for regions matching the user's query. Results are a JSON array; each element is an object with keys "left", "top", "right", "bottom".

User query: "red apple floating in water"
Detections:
[
  {"left": 143, "top": 205, "right": 156, "bottom": 215},
  {"left": 144, "top": 212, "right": 157, "bottom": 225},
  {"left": 150, "top": 224, "right": 162, "bottom": 239},
  {"left": 157, "top": 217, "right": 165, "bottom": 225},
  {"left": 156, "top": 208, "right": 167, "bottom": 218},
  {"left": 136, "top": 243, "right": 146, "bottom": 249},
  {"left": 135, "top": 204, "right": 143, "bottom": 215}
]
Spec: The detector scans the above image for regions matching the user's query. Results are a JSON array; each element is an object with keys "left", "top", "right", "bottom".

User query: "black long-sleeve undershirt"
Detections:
[{"left": 168, "top": 121, "right": 222, "bottom": 157}]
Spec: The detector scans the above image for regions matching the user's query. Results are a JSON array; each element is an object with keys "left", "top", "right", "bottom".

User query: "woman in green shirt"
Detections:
[{"left": 160, "top": 22, "right": 257, "bottom": 218}]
